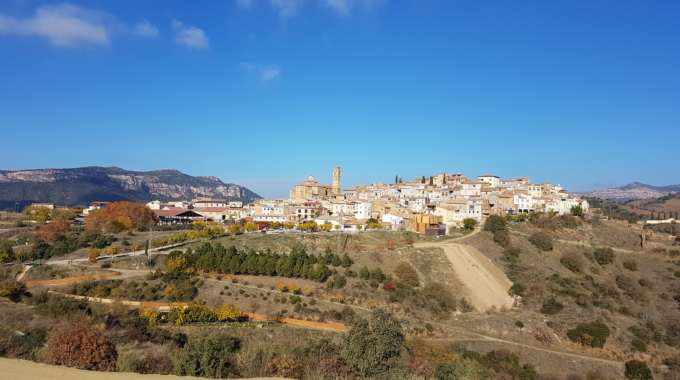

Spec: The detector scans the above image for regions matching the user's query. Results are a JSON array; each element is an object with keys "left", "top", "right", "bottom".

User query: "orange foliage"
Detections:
[
  {"left": 85, "top": 201, "right": 156, "bottom": 232},
  {"left": 36, "top": 218, "right": 71, "bottom": 243},
  {"left": 386, "top": 240, "right": 395, "bottom": 250},
  {"left": 47, "top": 322, "right": 117, "bottom": 371}
]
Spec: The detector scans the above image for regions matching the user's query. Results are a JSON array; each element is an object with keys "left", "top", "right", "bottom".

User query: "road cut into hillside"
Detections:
[
  {"left": 0, "top": 358, "right": 287, "bottom": 380},
  {"left": 415, "top": 230, "right": 514, "bottom": 311},
  {"left": 440, "top": 243, "right": 514, "bottom": 311}
]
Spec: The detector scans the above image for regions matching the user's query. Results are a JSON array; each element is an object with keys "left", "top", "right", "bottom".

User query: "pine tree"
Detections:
[
  {"left": 399, "top": 178, "right": 403, "bottom": 183},
  {"left": 651, "top": 211, "right": 655, "bottom": 220},
  {"left": 429, "top": 177, "right": 434, "bottom": 186},
  {"left": 341, "top": 253, "right": 354, "bottom": 268},
  {"left": 331, "top": 254, "right": 342, "bottom": 267},
  {"left": 395, "top": 175, "right": 398, "bottom": 183},
  {"left": 421, "top": 176, "right": 425, "bottom": 184}
]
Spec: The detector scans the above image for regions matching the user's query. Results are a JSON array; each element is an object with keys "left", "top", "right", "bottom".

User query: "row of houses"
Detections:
[{"left": 143, "top": 169, "right": 589, "bottom": 233}]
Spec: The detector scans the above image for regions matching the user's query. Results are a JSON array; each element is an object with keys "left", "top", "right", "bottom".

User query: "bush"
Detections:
[
  {"left": 567, "top": 322, "right": 610, "bottom": 348},
  {"left": 515, "top": 321, "right": 524, "bottom": 328},
  {"left": 528, "top": 231, "right": 553, "bottom": 251},
  {"left": 0, "top": 281, "right": 26, "bottom": 301},
  {"left": 540, "top": 298, "right": 564, "bottom": 315},
  {"left": 631, "top": 339, "right": 647, "bottom": 353},
  {"left": 493, "top": 229, "right": 512, "bottom": 248},
  {"left": 48, "top": 322, "right": 117, "bottom": 371},
  {"left": 560, "top": 252, "right": 585, "bottom": 273},
  {"left": 508, "top": 283, "right": 525, "bottom": 297},
  {"left": 393, "top": 262, "right": 419, "bottom": 286},
  {"left": 624, "top": 360, "right": 653, "bottom": 379},
  {"left": 137, "top": 356, "right": 173, "bottom": 375},
  {"left": 623, "top": 260, "right": 638, "bottom": 271},
  {"left": 483, "top": 215, "right": 507, "bottom": 233},
  {"left": 174, "top": 335, "right": 240, "bottom": 378},
  {"left": 502, "top": 247, "right": 521, "bottom": 262},
  {"left": 593, "top": 247, "right": 615, "bottom": 265}
]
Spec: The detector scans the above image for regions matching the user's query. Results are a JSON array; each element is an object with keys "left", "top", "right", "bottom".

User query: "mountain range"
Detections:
[
  {"left": 573, "top": 182, "right": 680, "bottom": 202},
  {"left": 0, "top": 167, "right": 261, "bottom": 210}
]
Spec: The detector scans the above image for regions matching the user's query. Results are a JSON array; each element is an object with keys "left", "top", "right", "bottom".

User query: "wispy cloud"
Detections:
[
  {"left": 172, "top": 19, "right": 209, "bottom": 50},
  {"left": 271, "top": 0, "right": 303, "bottom": 17},
  {"left": 131, "top": 20, "right": 159, "bottom": 37},
  {"left": 319, "top": 0, "right": 384, "bottom": 16},
  {"left": 241, "top": 62, "right": 280, "bottom": 82},
  {"left": 0, "top": 4, "right": 109, "bottom": 47},
  {"left": 0, "top": 4, "right": 160, "bottom": 48},
  {"left": 236, "top": 0, "right": 256, "bottom": 9}
]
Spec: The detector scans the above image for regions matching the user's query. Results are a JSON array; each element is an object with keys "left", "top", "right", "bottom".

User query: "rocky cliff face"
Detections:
[{"left": 0, "top": 167, "right": 261, "bottom": 208}]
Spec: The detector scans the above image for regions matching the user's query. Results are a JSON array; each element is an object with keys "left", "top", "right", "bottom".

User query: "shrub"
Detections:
[
  {"left": 483, "top": 215, "right": 507, "bottom": 233},
  {"left": 502, "top": 247, "right": 521, "bottom": 262},
  {"left": 382, "top": 281, "right": 396, "bottom": 291},
  {"left": 624, "top": 360, "right": 652, "bottom": 379},
  {"left": 137, "top": 356, "right": 173, "bottom": 375},
  {"left": 48, "top": 322, "right": 117, "bottom": 371},
  {"left": 623, "top": 260, "right": 638, "bottom": 271},
  {"left": 0, "top": 280, "right": 26, "bottom": 301},
  {"left": 560, "top": 251, "right": 585, "bottom": 273},
  {"left": 540, "top": 298, "right": 564, "bottom": 315},
  {"left": 631, "top": 339, "right": 647, "bottom": 353},
  {"left": 174, "top": 335, "right": 240, "bottom": 377},
  {"left": 593, "top": 247, "right": 615, "bottom": 265},
  {"left": 528, "top": 231, "right": 553, "bottom": 251},
  {"left": 116, "top": 351, "right": 142, "bottom": 373},
  {"left": 508, "top": 283, "right": 525, "bottom": 297},
  {"left": 567, "top": 322, "right": 610, "bottom": 348},
  {"left": 393, "top": 262, "right": 420, "bottom": 286},
  {"left": 493, "top": 229, "right": 511, "bottom": 248},
  {"left": 515, "top": 321, "right": 524, "bottom": 328}
]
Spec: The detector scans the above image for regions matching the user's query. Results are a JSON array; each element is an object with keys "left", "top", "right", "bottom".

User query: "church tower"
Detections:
[{"left": 332, "top": 167, "right": 341, "bottom": 195}]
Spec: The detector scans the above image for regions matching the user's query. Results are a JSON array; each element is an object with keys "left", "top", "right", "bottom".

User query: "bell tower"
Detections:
[{"left": 332, "top": 167, "right": 341, "bottom": 195}]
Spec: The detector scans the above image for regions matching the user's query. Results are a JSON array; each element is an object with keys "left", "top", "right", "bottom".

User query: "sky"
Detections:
[{"left": 0, "top": 1, "right": 678, "bottom": 199}]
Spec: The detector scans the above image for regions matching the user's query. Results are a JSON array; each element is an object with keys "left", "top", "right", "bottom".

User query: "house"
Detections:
[
  {"left": 477, "top": 174, "right": 500, "bottom": 188},
  {"left": 353, "top": 201, "right": 373, "bottom": 220},
  {"left": 195, "top": 207, "right": 228, "bottom": 221},
  {"left": 82, "top": 201, "right": 111, "bottom": 215},
  {"left": 229, "top": 201, "right": 243, "bottom": 208},
  {"left": 382, "top": 213, "right": 404, "bottom": 226},
  {"left": 193, "top": 198, "right": 227, "bottom": 208}
]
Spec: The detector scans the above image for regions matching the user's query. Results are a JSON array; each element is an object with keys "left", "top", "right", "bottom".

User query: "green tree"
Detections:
[
  {"left": 341, "top": 253, "right": 354, "bottom": 268},
  {"left": 342, "top": 309, "right": 405, "bottom": 378},
  {"left": 429, "top": 177, "right": 434, "bottom": 186},
  {"left": 570, "top": 205, "right": 583, "bottom": 217},
  {"left": 421, "top": 176, "right": 426, "bottom": 184},
  {"left": 462, "top": 218, "right": 477, "bottom": 229},
  {"left": 359, "top": 266, "right": 370, "bottom": 280},
  {"left": 395, "top": 175, "right": 398, "bottom": 183},
  {"left": 174, "top": 335, "right": 239, "bottom": 378},
  {"left": 567, "top": 322, "right": 610, "bottom": 348}
]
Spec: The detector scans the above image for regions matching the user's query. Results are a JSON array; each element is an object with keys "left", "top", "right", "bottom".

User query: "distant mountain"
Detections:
[
  {"left": 0, "top": 167, "right": 261, "bottom": 210},
  {"left": 573, "top": 182, "right": 680, "bottom": 202}
]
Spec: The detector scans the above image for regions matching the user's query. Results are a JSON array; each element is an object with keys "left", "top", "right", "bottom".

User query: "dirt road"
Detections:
[
  {"left": 415, "top": 229, "right": 514, "bottom": 311},
  {"left": 0, "top": 358, "right": 286, "bottom": 380}
]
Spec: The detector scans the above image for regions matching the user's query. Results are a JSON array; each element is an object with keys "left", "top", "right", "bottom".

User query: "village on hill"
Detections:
[{"left": 139, "top": 167, "right": 590, "bottom": 234}]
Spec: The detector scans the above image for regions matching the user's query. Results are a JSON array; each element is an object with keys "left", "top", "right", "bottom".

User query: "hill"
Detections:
[
  {"left": 573, "top": 182, "right": 680, "bottom": 202},
  {"left": 0, "top": 167, "right": 261, "bottom": 209}
]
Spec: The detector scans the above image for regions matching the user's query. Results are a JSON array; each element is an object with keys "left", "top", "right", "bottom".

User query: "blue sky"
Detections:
[{"left": 1, "top": 0, "right": 678, "bottom": 199}]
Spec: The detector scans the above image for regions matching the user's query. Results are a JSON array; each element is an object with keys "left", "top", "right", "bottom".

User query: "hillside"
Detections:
[
  {"left": 0, "top": 167, "right": 261, "bottom": 209},
  {"left": 573, "top": 182, "right": 680, "bottom": 202}
]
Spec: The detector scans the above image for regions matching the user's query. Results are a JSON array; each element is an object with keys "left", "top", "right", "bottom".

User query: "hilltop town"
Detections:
[{"left": 142, "top": 167, "right": 590, "bottom": 234}]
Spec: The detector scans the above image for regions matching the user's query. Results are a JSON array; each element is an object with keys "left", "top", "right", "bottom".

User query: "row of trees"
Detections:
[
  {"left": 167, "top": 243, "right": 354, "bottom": 284},
  {"left": 22, "top": 205, "right": 77, "bottom": 222},
  {"left": 150, "top": 226, "right": 224, "bottom": 248}
]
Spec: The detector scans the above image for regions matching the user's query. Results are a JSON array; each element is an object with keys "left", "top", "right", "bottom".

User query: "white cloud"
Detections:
[
  {"left": 131, "top": 20, "right": 159, "bottom": 37},
  {"left": 172, "top": 19, "right": 209, "bottom": 49},
  {"left": 271, "top": 0, "right": 303, "bottom": 17},
  {"left": 236, "top": 0, "right": 255, "bottom": 8},
  {"left": 0, "top": 4, "right": 160, "bottom": 48},
  {"left": 0, "top": 4, "right": 109, "bottom": 47},
  {"left": 241, "top": 62, "right": 280, "bottom": 82},
  {"left": 319, "top": 0, "right": 384, "bottom": 16}
]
